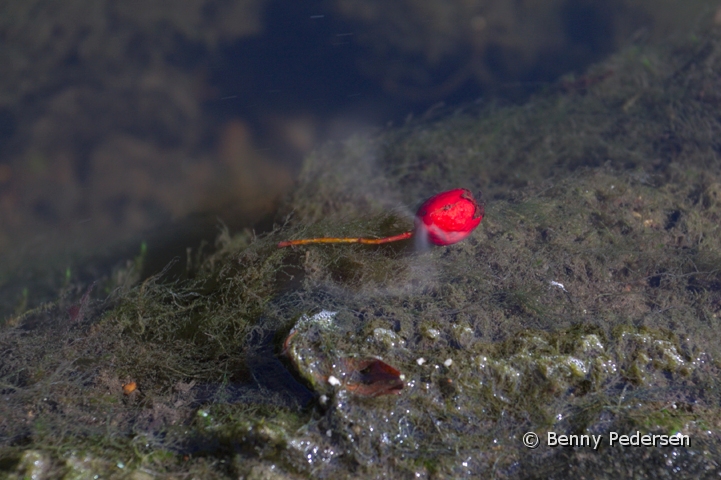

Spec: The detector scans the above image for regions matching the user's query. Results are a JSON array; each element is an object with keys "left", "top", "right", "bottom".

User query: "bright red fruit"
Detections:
[{"left": 414, "top": 188, "right": 484, "bottom": 246}]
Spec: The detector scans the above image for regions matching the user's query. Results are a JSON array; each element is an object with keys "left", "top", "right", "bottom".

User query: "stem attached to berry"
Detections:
[{"left": 278, "top": 231, "right": 412, "bottom": 248}]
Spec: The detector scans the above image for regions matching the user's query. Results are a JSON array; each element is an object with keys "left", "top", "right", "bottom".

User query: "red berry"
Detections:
[{"left": 414, "top": 188, "right": 484, "bottom": 246}]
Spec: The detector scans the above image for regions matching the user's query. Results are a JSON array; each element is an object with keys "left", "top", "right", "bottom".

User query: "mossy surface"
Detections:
[{"left": 5, "top": 25, "right": 721, "bottom": 479}]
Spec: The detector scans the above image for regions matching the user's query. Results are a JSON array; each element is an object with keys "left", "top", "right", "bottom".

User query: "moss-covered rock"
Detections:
[{"left": 5, "top": 22, "right": 721, "bottom": 480}]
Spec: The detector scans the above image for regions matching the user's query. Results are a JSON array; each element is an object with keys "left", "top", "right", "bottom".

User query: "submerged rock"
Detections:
[{"left": 284, "top": 310, "right": 404, "bottom": 397}]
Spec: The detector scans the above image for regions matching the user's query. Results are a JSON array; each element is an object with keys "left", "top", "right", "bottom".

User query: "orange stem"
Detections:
[{"left": 278, "top": 231, "right": 413, "bottom": 248}]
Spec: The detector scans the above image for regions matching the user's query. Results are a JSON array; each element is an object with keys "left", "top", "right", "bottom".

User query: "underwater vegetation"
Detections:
[{"left": 6, "top": 22, "right": 721, "bottom": 480}]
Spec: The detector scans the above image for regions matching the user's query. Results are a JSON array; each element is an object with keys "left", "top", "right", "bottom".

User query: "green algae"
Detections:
[{"left": 6, "top": 24, "right": 721, "bottom": 480}]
